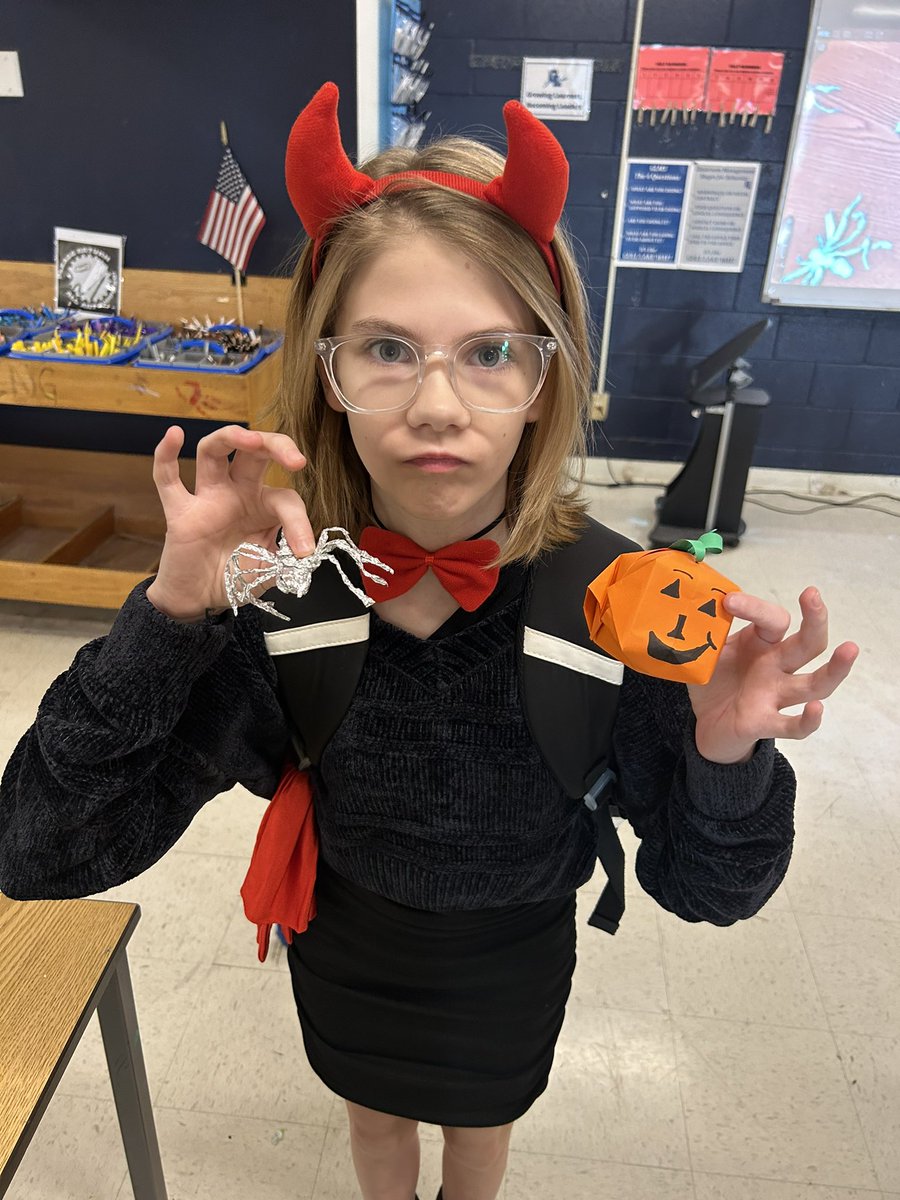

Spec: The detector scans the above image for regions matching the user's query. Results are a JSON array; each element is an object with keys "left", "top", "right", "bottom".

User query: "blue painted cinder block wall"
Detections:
[{"left": 426, "top": 0, "right": 900, "bottom": 474}]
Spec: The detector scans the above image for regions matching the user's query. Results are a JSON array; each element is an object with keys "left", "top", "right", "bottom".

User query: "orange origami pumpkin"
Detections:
[{"left": 584, "top": 531, "right": 740, "bottom": 684}]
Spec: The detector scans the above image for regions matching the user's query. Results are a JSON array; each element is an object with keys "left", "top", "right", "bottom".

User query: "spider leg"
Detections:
[
  {"left": 323, "top": 552, "right": 375, "bottom": 607},
  {"left": 831, "top": 194, "right": 862, "bottom": 244},
  {"left": 247, "top": 596, "right": 290, "bottom": 619},
  {"left": 782, "top": 262, "right": 812, "bottom": 282},
  {"left": 834, "top": 211, "right": 867, "bottom": 252}
]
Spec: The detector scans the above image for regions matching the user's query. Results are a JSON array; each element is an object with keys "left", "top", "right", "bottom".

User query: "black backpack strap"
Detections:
[
  {"left": 521, "top": 517, "right": 638, "bottom": 933},
  {"left": 583, "top": 766, "right": 624, "bottom": 934},
  {"left": 257, "top": 556, "right": 371, "bottom": 765}
]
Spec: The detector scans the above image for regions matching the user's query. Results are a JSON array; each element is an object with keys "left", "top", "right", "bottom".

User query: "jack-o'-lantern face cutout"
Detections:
[
  {"left": 646, "top": 566, "right": 732, "bottom": 670},
  {"left": 583, "top": 533, "right": 740, "bottom": 684}
]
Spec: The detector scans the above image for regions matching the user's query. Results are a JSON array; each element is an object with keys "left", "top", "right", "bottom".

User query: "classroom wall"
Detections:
[
  {"left": 0, "top": 0, "right": 357, "bottom": 455},
  {"left": 425, "top": 0, "right": 900, "bottom": 474},
  {"left": 3, "top": 0, "right": 899, "bottom": 473}
]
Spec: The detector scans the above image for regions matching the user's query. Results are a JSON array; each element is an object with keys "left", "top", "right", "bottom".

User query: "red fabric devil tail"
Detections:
[{"left": 241, "top": 761, "right": 319, "bottom": 963}]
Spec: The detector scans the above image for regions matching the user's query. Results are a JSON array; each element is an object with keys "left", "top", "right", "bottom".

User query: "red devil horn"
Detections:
[
  {"left": 484, "top": 101, "right": 569, "bottom": 246},
  {"left": 285, "top": 82, "right": 376, "bottom": 238}
]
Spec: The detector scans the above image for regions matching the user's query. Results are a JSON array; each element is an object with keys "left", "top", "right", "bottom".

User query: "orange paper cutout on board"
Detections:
[{"left": 584, "top": 545, "right": 740, "bottom": 684}]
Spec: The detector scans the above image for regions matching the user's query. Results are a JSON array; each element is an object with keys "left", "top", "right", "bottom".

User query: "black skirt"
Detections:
[{"left": 286, "top": 857, "right": 577, "bottom": 1127}]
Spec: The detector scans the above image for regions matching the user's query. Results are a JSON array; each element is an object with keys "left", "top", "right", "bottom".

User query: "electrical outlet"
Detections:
[
  {"left": 590, "top": 391, "right": 610, "bottom": 422},
  {"left": 0, "top": 51, "right": 23, "bottom": 97}
]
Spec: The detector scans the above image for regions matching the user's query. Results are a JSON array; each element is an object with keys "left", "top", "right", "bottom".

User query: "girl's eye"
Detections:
[
  {"left": 472, "top": 339, "right": 513, "bottom": 368},
  {"left": 367, "top": 338, "right": 410, "bottom": 364},
  {"left": 698, "top": 598, "right": 717, "bottom": 617}
]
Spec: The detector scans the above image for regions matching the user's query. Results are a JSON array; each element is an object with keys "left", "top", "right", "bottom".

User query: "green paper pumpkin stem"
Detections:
[{"left": 669, "top": 529, "right": 723, "bottom": 563}]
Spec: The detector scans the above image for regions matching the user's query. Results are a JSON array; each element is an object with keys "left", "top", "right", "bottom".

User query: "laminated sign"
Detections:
[
  {"left": 634, "top": 46, "right": 710, "bottom": 116},
  {"left": 706, "top": 49, "right": 784, "bottom": 116},
  {"left": 521, "top": 58, "right": 594, "bottom": 121},
  {"left": 54, "top": 227, "right": 125, "bottom": 316}
]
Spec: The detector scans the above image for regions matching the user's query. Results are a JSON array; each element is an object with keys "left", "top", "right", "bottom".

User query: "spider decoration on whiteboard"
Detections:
[
  {"left": 805, "top": 83, "right": 842, "bottom": 114},
  {"left": 782, "top": 194, "right": 893, "bottom": 286}
]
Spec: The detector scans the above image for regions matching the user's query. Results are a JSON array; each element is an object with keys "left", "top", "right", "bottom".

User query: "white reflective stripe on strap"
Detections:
[
  {"left": 523, "top": 626, "right": 624, "bottom": 685},
  {"left": 263, "top": 614, "right": 370, "bottom": 656}
]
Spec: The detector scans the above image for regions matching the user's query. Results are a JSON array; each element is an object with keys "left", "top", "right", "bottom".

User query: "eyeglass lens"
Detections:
[{"left": 330, "top": 335, "right": 545, "bottom": 411}]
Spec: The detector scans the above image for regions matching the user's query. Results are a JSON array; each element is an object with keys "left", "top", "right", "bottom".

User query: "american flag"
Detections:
[{"left": 198, "top": 147, "right": 266, "bottom": 273}]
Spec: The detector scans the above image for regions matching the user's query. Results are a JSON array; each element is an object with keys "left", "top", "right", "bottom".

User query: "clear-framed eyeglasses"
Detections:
[{"left": 314, "top": 332, "right": 558, "bottom": 414}]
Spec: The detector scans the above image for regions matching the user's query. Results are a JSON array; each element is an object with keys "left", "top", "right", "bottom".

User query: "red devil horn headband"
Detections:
[{"left": 285, "top": 81, "right": 567, "bottom": 294}]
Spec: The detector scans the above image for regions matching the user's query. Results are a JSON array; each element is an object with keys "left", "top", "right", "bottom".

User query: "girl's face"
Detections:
[{"left": 322, "top": 231, "right": 544, "bottom": 544}]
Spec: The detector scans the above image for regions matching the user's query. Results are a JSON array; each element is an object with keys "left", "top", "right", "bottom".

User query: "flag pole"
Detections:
[
  {"left": 220, "top": 120, "right": 246, "bottom": 326},
  {"left": 233, "top": 268, "right": 245, "bottom": 326}
]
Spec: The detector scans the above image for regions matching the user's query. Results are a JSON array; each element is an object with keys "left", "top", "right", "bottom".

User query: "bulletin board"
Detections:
[{"left": 764, "top": 0, "right": 900, "bottom": 310}]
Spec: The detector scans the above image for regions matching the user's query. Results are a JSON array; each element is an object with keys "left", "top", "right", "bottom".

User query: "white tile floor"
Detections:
[{"left": 1, "top": 466, "right": 899, "bottom": 1200}]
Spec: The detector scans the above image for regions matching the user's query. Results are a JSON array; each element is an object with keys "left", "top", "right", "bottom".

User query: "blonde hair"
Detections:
[{"left": 263, "top": 135, "right": 591, "bottom": 565}]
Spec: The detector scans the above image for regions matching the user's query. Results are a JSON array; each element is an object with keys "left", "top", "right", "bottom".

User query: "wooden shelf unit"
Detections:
[{"left": 0, "top": 261, "right": 290, "bottom": 609}]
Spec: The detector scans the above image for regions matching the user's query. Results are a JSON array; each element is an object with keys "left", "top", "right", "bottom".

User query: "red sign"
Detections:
[
  {"left": 634, "top": 46, "right": 711, "bottom": 111},
  {"left": 705, "top": 50, "right": 785, "bottom": 115}
]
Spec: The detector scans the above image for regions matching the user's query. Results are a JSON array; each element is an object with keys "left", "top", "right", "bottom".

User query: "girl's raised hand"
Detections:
[
  {"left": 687, "top": 587, "right": 859, "bottom": 764},
  {"left": 146, "top": 424, "right": 315, "bottom": 622}
]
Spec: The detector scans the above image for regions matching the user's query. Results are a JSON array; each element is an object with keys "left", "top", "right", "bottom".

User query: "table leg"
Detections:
[{"left": 96, "top": 953, "right": 167, "bottom": 1200}]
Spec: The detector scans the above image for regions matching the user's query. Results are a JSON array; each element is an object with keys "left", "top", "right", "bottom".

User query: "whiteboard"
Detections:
[{"left": 764, "top": 0, "right": 900, "bottom": 311}]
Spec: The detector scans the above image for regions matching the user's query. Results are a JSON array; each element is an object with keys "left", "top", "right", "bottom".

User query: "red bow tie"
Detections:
[{"left": 358, "top": 526, "right": 500, "bottom": 611}]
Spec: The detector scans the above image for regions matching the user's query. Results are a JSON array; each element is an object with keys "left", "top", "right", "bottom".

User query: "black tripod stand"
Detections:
[{"left": 647, "top": 318, "right": 771, "bottom": 548}]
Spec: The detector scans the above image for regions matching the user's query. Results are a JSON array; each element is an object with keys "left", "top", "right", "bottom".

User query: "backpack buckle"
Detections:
[{"left": 583, "top": 766, "right": 616, "bottom": 810}]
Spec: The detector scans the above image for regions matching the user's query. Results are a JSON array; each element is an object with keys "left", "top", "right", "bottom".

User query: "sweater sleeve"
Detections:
[
  {"left": 0, "top": 580, "right": 292, "bottom": 901},
  {"left": 611, "top": 667, "right": 796, "bottom": 925}
]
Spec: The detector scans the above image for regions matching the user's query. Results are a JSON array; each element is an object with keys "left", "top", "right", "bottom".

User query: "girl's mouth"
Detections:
[{"left": 405, "top": 455, "right": 467, "bottom": 472}]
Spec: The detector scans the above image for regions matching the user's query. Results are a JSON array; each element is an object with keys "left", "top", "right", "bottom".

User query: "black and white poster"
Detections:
[{"left": 54, "top": 227, "right": 125, "bottom": 315}]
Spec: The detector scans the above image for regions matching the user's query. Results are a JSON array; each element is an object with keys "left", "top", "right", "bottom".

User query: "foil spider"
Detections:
[
  {"left": 782, "top": 195, "right": 892, "bottom": 286},
  {"left": 225, "top": 526, "right": 392, "bottom": 619}
]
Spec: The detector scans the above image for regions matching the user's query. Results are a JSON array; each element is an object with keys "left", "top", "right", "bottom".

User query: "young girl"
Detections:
[{"left": 0, "top": 83, "right": 857, "bottom": 1200}]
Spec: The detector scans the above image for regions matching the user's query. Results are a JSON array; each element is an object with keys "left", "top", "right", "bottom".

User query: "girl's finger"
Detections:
[
  {"left": 152, "top": 426, "right": 190, "bottom": 507},
  {"left": 194, "top": 425, "right": 265, "bottom": 489},
  {"left": 724, "top": 591, "right": 792, "bottom": 645},
  {"left": 258, "top": 486, "right": 316, "bottom": 556},
  {"left": 769, "top": 700, "right": 825, "bottom": 741},
  {"left": 775, "top": 641, "right": 860, "bottom": 707},
  {"left": 229, "top": 431, "right": 307, "bottom": 487},
  {"left": 775, "top": 588, "right": 831, "bottom": 673}
]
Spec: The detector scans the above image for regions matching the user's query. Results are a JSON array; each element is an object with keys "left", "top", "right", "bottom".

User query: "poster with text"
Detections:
[
  {"left": 617, "top": 161, "right": 689, "bottom": 265},
  {"left": 706, "top": 49, "right": 784, "bottom": 115},
  {"left": 616, "top": 160, "right": 759, "bottom": 272},
  {"left": 521, "top": 58, "right": 593, "bottom": 121},
  {"left": 54, "top": 228, "right": 125, "bottom": 315},
  {"left": 679, "top": 161, "right": 760, "bottom": 269},
  {"left": 633, "top": 46, "right": 710, "bottom": 112}
]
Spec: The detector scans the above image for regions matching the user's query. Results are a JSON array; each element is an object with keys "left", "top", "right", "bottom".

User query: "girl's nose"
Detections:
[{"left": 407, "top": 356, "right": 470, "bottom": 429}]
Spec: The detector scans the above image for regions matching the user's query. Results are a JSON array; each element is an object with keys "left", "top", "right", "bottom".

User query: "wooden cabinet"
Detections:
[{"left": 0, "top": 261, "right": 290, "bottom": 608}]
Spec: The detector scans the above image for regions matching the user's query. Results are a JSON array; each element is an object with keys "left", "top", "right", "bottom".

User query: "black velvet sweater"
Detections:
[{"left": 0, "top": 575, "right": 796, "bottom": 925}]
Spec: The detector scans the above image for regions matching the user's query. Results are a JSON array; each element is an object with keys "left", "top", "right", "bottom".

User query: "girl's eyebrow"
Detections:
[{"left": 348, "top": 318, "right": 531, "bottom": 338}]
